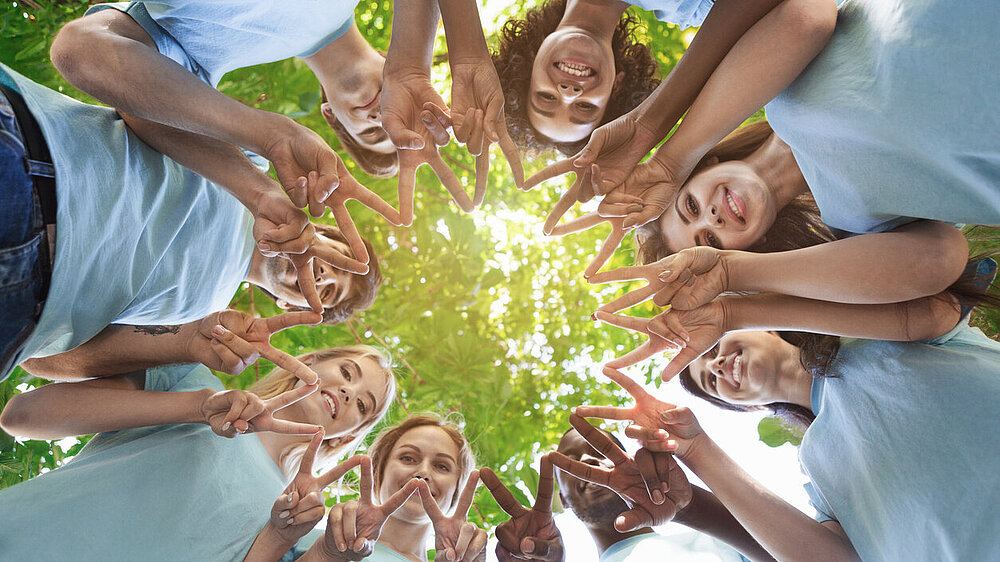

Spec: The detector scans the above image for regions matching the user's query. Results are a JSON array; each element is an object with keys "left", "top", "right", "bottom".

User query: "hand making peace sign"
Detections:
[
  {"left": 270, "top": 432, "right": 366, "bottom": 545},
  {"left": 417, "top": 473, "right": 488, "bottom": 562},
  {"left": 548, "top": 414, "right": 692, "bottom": 532},
  {"left": 199, "top": 381, "right": 320, "bottom": 438},
  {"left": 189, "top": 309, "right": 322, "bottom": 382},
  {"left": 322, "top": 457, "right": 421, "bottom": 559},
  {"left": 481, "top": 458, "right": 564, "bottom": 562}
]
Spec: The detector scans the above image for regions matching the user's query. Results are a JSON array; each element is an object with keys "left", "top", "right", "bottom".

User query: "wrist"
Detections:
[
  {"left": 252, "top": 113, "right": 299, "bottom": 161},
  {"left": 679, "top": 433, "right": 717, "bottom": 468},
  {"left": 193, "top": 389, "right": 218, "bottom": 425}
]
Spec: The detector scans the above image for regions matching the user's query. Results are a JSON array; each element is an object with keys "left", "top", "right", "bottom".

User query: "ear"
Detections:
[
  {"left": 320, "top": 102, "right": 334, "bottom": 117},
  {"left": 613, "top": 71, "right": 625, "bottom": 93}
]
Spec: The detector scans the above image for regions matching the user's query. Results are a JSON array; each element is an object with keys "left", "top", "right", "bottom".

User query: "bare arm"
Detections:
[
  {"left": 649, "top": 0, "right": 838, "bottom": 173},
  {"left": 0, "top": 374, "right": 213, "bottom": 440},
  {"left": 675, "top": 486, "right": 776, "bottom": 562}
]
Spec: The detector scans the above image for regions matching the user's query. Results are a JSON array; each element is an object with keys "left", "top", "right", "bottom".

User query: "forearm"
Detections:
[
  {"left": 244, "top": 523, "right": 297, "bottom": 562},
  {"left": 675, "top": 486, "right": 775, "bottom": 562},
  {"left": 725, "top": 221, "right": 970, "bottom": 304},
  {"left": 723, "top": 291, "right": 961, "bottom": 341},
  {"left": 683, "top": 439, "right": 858, "bottom": 561},
  {"left": 438, "top": 0, "right": 489, "bottom": 62},
  {"left": 652, "top": 0, "right": 836, "bottom": 171},
  {"left": 631, "top": 0, "right": 785, "bottom": 139},
  {"left": 120, "top": 112, "right": 277, "bottom": 212},
  {"left": 51, "top": 11, "right": 291, "bottom": 156},
  {"left": 20, "top": 323, "right": 197, "bottom": 381},
  {"left": 0, "top": 377, "right": 211, "bottom": 439},
  {"left": 386, "top": 0, "right": 440, "bottom": 73},
  {"left": 296, "top": 537, "right": 360, "bottom": 562}
]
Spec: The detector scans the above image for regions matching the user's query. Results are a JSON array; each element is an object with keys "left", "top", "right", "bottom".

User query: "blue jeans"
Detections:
[{"left": 0, "top": 87, "right": 49, "bottom": 381}]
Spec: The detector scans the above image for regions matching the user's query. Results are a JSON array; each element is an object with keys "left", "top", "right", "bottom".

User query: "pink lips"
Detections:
[
  {"left": 723, "top": 188, "right": 747, "bottom": 224},
  {"left": 321, "top": 390, "right": 339, "bottom": 419}
]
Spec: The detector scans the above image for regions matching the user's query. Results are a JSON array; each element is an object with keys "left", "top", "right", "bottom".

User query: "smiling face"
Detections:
[
  {"left": 260, "top": 231, "right": 355, "bottom": 311},
  {"left": 527, "top": 28, "right": 620, "bottom": 143},
  {"left": 555, "top": 428, "right": 627, "bottom": 526},
  {"left": 378, "top": 425, "right": 463, "bottom": 522},
  {"left": 659, "top": 161, "right": 779, "bottom": 253},
  {"left": 291, "top": 354, "right": 389, "bottom": 439},
  {"left": 319, "top": 49, "right": 395, "bottom": 156},
  {"left": 688, "top": 331, "right": 798, "bottom": 406}
]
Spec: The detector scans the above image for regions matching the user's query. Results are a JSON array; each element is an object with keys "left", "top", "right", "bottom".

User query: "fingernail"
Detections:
[
  {"left": 258, "top": 241, "right": 271, "bottom": 252},
  {"left": 657, "top": 270, "right": 671, "bottom": 281},
  {"left": 287, "top": 517, "right": 294, "bottom": 524},
  {"left": 590, "top": 313, "right": 597, "bottom": 321},
  {"left": 279, "top": 510, "right": 289, "bottom": 518},
  {"left": 522, "top": 538, "right": 535, "bottom": 553},
  {"left": 222, "top": 422, "right": 231, "bottom": 431},
  {"left": 338, "top": 542, "right": 346, "bottom": 552},
  {"left": 287, "top": 494, "right": 295, "bottom": 504},
  {"left": 661, "top": 482, "right": 670, "bottom": 492},
  {"left": 211, "top": 325, "right": 225, "bottom": 337},
  {"left": 652, "top": 490, "right": 664, "bottom": 504},
  {"left": 659, "top": 411, "right": 672, "bottom": 421}
]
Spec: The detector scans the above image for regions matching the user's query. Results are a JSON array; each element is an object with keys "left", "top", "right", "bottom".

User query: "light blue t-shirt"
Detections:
[
  {"left": 88, "top": 1, "right": 357, "bottom": 87},
  {"left": 799, "top": 321, "right": 1000, "bottom": 560},
  {"left": 626, "top": 0, "right": 714, "bottom": 29},
  {"left": 0, "top": 66, "right": 254, "bottom": 376},
  {"left": 0, "top": 363, "right": 323, "bottom": 560},
  {"left": 765, "top": 0, "right": 1000, "bottom": 233},
  {"left": 367, "top": 542, "right": 415, "bottom": 562},
  {"left": 600, "top": 531, "right": 748, "bottom": 562}
]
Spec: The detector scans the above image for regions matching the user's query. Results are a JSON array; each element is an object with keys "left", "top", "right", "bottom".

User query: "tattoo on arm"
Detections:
[{"left": 132, "top": 325, "right": 181, "bottom": 336}]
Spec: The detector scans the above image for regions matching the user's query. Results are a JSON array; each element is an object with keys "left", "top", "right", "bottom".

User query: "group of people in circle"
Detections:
[{"left": 1, "top": 0, "right": 998, "bottom": 560}]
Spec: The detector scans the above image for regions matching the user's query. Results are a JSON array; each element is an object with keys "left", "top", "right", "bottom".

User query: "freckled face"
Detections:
[
  {"left": 689, "top": 331, "right": 790, "bottom": 405},
  {"left": 262, "top": 233, "right": 355, "bottom": 310},
  {"left": 320, "top": 50, "right": 395, "bottom": 154},
  {"left": 379, "top": 426, "right": 463, "bottom": 522},
  {"left": 289, "top": 355, "right": 387, "bottom": 439},
  {"left": 660, "top": 161, "right": 778, "bottom": 253},
  {"left": 527, "top": 28, "right": 617, "bottom": 143}
]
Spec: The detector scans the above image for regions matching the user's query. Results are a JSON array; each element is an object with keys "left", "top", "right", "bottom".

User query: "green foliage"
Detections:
[{"left": 756, "top": 415, "right": 804, "bottom": 448}]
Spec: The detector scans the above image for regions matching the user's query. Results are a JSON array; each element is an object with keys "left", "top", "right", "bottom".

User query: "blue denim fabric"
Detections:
[{"left": 0, "top": 87, "right": 46, "bottom": 382}]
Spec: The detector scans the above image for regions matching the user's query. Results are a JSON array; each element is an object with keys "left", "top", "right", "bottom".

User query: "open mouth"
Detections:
[
  {"left": 321, "top": 390, "right": 339, "bottom": 419},
  {"left": 724, "top": 188, "right": 746, "bottom": 224},
  {"left": 729, "top": 352, "right": 744, "bottom": 389},
  {"left": 555, "top": 60, "right": 595, "bottom": 78}
]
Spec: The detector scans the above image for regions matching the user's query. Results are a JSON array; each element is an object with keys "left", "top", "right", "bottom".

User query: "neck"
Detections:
[
  {"left": 587, "top": 522, "right": 654, "bottom": 555},
  {"left": 303, "top": 25, "right": 379, "bottom": 87},
  {"left": 378, "top": 514, "right": 434, "bottom": 562},
  {"left": 559, "top": 0, "right": 628, "bottom": 39},
  {"left": 774, "top": 349, "right": 813, "bottom": 411},
  {"left": 255, "top": 405, "right": 308, "bottom": 468},
  {"left": 745, "top": 133, "right": 809, "bottom": 210}
]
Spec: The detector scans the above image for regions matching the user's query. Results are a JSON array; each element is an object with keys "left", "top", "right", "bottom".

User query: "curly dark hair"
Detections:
[
  {"left": 492, "top": 0, "right": 661, "bottom": 157},
  {"left": 634, "top": 121, "right": 837, "bottom": 266},
  {"left": 257, "top": 224, "right": 383, "bottom": 325}
]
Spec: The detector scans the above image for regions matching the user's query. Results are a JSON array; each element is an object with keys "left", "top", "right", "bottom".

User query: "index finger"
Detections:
[
  {"left": 568, "top": 414, "right": 630, "bottom": 466},
  {"left": 593, "top": 311, "right": 650, "bottom": 335},
  {"left": 317, "top": 454, "right": 366, "bottom": 489},
  {"left": 264, "top": 382, "right": 319, "bottom": 412},
  {"left": 600, "top": 367, "right": 651, "bottom": 402},
  {"left": 382, "top": 478, "right": 421, "bottom": 515},
  {"left": 543, "top": 180, "right": 582, "bottom": 236},
  {"left": 583, "top": 222, "right": 626, "bottom": 279},
  {"left": 587, "top": 264, "right": 655, "bottom": 285},
  {"left": 428, "top": 155, "right": 474, "bottom": 213},
  {"left": 453, "top": 470, "right": 480, "bottom": 519},
  {"left": 296, "top": 430, "right": 325, "bottom": 476},
  {"left": 341, "top": 182, "right": 403, "bottom": 227},
  {"left": 497, "top": 128, "right": 524, "bottom": 189},
  {"left": 312, "top": 240, "right": 369, "bottom": 275},
  {"left": 546, "top": 451, "right": 611, "bottom": 487},
  {"left": 259, "top": 346, "right": 319, "bottom": 386},
  {"left": 473, "top": 151, "right": 489, "bottom": 208},
  {"left": 359, "top": 456, "right": 374, "bottom": 505},
  {"left": 522, "top": 159, "right": 574, "bottom": 192},
  {"left": 533, "top": 456, "right": 555, "bottom": 513},
  {"left": 329, "top": 203, "right": 370, "bottom": 266},
  {"left": 480, "top": 468, "right": 528, "bottom": 518},
  {"left": 290, "top": 254, "right": 323, "bottom": 314},
  {"left": 416, "top": 480, "right": 446, "bottom": 523},
  {"left": 264, "top": 311, "right": 323, "bottom": 334}
]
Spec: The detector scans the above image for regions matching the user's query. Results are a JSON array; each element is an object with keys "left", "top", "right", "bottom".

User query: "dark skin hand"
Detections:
[{"left": 481, "top": 457, "right": 564, "bottom": 561}]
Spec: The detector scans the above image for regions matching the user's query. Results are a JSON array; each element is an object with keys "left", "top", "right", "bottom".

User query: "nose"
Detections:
[
  {"left": 339, "top": 386, "right": 354, "bottom": 404},
  {"left": 557, "top": 82, "right": 582, "bottom": 101},
  {"left": 315, "top": 262, "right": 335, "bottom": 286},
  {"left": 366, "top": 104, "right": 380, "bottom": 123},
  {"left": 709, "top": 354, "right": 726, "bottom": 376},
  {"left": 705, "top": 203, "right": 723, "bottom": 225}
]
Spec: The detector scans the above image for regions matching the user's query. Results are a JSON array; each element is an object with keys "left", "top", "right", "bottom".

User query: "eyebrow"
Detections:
[
  {"left": 675, "top": 197, "right": 690, "bottom": 225},
  {"left": 569, "top": 115, "right": 598, "bottom": 125},
  {"left": 699, "top": 367, "right": 711, "bottom": 396},
  {"left": 529, "top": 99, "right": 554, "bottom": 118},
  {"left": 367, "top": 390, "right": 378, "bottom": 418},
  {"left": 398, "top": 444, "right": 457, "bottom": 465}
]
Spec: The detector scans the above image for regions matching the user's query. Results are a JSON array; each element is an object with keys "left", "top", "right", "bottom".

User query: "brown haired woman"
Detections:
[{"left": 298, "top": 414, "right": 485, "bottom": 562}]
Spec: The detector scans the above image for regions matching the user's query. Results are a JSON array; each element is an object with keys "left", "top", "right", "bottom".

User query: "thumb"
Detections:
[
  {"left": 382, "top": 114, "right": 425, "bottom": 150},
  {"left": 615, "top": 507, "right": 653, "bottom": 533},
  {"left": 521, "top": 537, "right": 563, "bottom": 561}
]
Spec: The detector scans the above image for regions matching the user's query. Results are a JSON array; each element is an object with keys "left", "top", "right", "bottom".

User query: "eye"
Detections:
[
  {"left": 358, "top": 400, "right": 368, "bottom": 416},
  {"left": 575, "top": 101, "right": 597, "bottom": 111},
  {"left": 536, "top": 92, "right": 557, "bottom": 102},
  {"left": 400, "top": 454, "right": 416, "bottom": 463},
  {"left": 341, "top": 366, "right": 351, "bottom": 381},
  {"left": 709, "top": 374, "right": 718, "bottom": 391},
  {"left": 685, "top": 194, "right": 698, "bottom": 216},
  {"left": 436, "top": 463, "right": 451, "bottom": 472},
  {"left": 705, "top": 232, "right": 722, "bottom": 249}
]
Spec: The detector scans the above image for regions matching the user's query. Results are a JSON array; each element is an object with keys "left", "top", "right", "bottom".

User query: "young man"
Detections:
[{"left": 0, "top": 65, "right": 380, "bottom": 382}]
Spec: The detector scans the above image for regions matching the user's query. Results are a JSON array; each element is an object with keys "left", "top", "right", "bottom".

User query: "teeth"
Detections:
[
  {"left": 726, "top": 191, "right": 743, "bottom": 221},
  {"left": 556, "top": 62, "right": 594, "bottom": 77},
  {"left": 324, "top": 393, "right": 337, "bottom": 418},
  {"left": 733, "top": 355, "right": 742, "bottom": 387}
]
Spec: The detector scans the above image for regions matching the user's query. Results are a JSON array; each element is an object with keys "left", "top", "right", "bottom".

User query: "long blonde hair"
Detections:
[{"left": 250, "top": 345, "right": 396, "bottom": 477}]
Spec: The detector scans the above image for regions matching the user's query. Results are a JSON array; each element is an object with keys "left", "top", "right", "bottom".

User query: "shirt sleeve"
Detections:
[
  {"left": 145, "top": 363, "right": 222, "bottom": 392},
  {"left": 803, "top": 481, "right": 836, "bottom": 524}
]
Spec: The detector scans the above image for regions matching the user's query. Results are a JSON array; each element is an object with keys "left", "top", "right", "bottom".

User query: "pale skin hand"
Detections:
[
  {"left": 548, "top": 414, "right": 692, "bottom": 531},
  {"left": 417, "top": 475, "right": 488, "bottom": 562},
  {"left": 271, "top": 434, "right": 366, "bottom": 545},
  {"left": 187, "top": 309, "right": 322, "bottom": 382},
  {"left": 200, "top": 382, "right": 320, "bottom": 437},
  {"left": 320, "top": 457, "right": 421, "bottom": 560},
  {"left": 481, "top": 458, "right": 564, "bottom": 562}
]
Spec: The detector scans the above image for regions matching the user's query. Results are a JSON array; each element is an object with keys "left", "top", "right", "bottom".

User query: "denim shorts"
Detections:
[{"left": 0, "top": 87, "right": 50, "bottom": 381}]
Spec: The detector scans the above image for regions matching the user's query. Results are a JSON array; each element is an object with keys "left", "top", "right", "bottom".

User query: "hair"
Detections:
[
  {"left": 257, "top": 223, "right": 383, "bottom": 325},
  {"left": 367, "top": 414, "right": 476, "bottom": 513},
  {"left": 249, "top": 345, "right": 396, "bottom": 477},
  {"left": 678, "top": 331, "right": 842, "bottom": 431},
  {"left": 320, "top": 88, "right": 398, "bottom": 178},
  {"left": 635, "top": 121, "right": 836, "bottom": 265},
  {"left": 492, "top": 0, "right": 660, "bottom": 157}
]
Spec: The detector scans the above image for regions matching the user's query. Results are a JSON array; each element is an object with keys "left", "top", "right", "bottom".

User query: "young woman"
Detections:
[
  {"left": 578, "top": 294, "right": 1000, "bottom": 559},
  {"left": 299, "top": 414, "right": 486, "bottom": 562},
  {"left": 0, "top": 345, "right": 396, "bottom": 559}
]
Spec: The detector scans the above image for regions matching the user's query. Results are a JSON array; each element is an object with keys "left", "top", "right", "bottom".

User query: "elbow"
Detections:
[
  {"left": 909, "top": 223, "right": 969, "bottom": 297},
  {"left": 781, "top": 0, "right": 838, "bottom": 48},
  {"left": 902, "top": 293, "right": 962, "bottom": 341},
  {"left": 0, "top": 393, "right": 36, "bottom": 438},
  {"left": 50, "top": 19, "right": 113, "bottom": 92}
]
